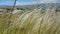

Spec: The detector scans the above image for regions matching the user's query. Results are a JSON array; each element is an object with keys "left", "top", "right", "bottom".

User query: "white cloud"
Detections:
[
  {"left": 38, "top": 0, "right": 57, "bottom": 3},
  {"left": 16, "top": 0, "right": 59, "bottom": 5},
  {"left": 16, "top": 1, "right": 37, "bottom": 5},
  {"left": 2, "top": 0, "right": 13, "bottom": 5},
  {"left": 45, "top": 0, "right": 56, "bottom": 3}
]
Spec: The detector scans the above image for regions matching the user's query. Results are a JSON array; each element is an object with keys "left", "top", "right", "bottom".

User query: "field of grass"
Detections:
[{"left": 0, "top": 10, "right": 60, "bottom": 34}]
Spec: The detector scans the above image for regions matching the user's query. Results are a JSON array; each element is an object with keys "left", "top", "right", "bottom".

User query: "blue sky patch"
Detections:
[{"left": 0, "top": 0, "right": 60, "bottom": 5}]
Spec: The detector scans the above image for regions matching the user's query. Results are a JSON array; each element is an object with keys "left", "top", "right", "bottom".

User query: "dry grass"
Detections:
[{"left": 0, "top": 11, "right": 60, "bottom": 34}]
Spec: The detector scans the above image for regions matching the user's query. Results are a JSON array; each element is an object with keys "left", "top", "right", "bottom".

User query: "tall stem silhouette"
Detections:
[
  {"left": 7, "top": 0, "right": 17, "bottom": 33},
  {"left": 12, "top": 0, "right": 17, "bottom": 11}
]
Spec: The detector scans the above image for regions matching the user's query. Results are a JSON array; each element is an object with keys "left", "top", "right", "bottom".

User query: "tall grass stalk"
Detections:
[{"left": 0, "top": 11, "right": 60, "bottom": 34}]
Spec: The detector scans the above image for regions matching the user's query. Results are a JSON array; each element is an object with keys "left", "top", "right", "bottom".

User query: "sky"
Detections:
[{"left": 0, "top": 0, "right": 60, "bottom": 5}]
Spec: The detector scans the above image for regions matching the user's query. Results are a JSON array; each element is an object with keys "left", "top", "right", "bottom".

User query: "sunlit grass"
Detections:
[{"left": 0, "top": 11, "right": 60, "bottom": 34}]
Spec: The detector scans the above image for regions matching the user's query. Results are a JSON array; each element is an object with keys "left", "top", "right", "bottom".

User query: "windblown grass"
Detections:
[{"left": 0, "top": 11, "right": 60, "bottom": 34}]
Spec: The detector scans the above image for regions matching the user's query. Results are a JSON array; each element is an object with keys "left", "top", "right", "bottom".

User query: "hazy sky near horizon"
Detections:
[{"left": 0, "top": 0, "right": 60, "bottom": 5}]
